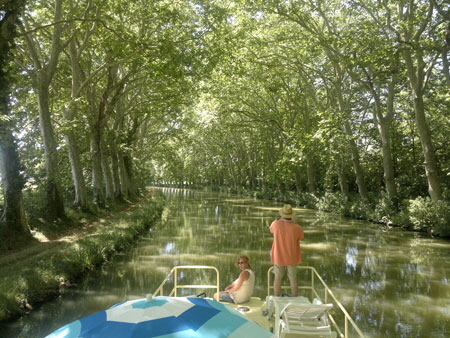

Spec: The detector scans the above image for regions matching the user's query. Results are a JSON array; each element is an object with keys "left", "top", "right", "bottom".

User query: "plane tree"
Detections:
[
  {"left": 0, "top": 0, "right": 31, "bottom": 242},
  {"left": 17, "top": 0, "right": 68, "bottom": 219},
  {"left": 395, "top": 0, "right": 446, "bottom": 201},
  {"left": 341, "top": 0, "right": 402, "bottom": 202},
  {"left": 260, "top": 0, "right": 370, "bottom": 201}
]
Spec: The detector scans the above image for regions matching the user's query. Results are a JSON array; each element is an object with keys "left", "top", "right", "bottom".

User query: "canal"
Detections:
[{"left": 1, "top": 188, "right": 450, "bottom": 337}]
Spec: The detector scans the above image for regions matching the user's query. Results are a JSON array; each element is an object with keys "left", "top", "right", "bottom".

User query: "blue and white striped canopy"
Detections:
[{"left": 46, "top": 296, "right": 274, "bottom": 338}]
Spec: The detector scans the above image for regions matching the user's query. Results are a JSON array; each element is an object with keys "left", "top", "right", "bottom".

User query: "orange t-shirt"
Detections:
[{"left": 270, "top": 219, "right": 304, "bottom": 266}]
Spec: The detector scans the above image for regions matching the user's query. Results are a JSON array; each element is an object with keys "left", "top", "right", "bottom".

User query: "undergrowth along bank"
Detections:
[{"left": 0, "top": 191, "right": 165, "bottom": 322}]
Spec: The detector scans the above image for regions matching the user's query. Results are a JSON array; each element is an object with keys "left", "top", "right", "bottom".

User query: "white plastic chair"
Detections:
[
  {"left": 266, "top": 296, "right": 311, "bottom": 316},
  {"left": 266, "top": 296, "right": 336, "bottom": 338}
]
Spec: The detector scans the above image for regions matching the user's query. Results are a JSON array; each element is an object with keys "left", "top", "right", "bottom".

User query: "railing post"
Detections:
[
  {"left": 268, "top": 266, "right": 273, "bottom": 296},
  {"left": 174, "top": 268, "right": 178, "bottom": 297},
  {"left": 345, "top": 317, "right": 349, "bottom": 338},
  {"left": 216, "top": 268, "right": 220, "bottom": 295}
]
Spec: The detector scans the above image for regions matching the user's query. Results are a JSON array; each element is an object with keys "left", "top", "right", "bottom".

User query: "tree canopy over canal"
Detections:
[{"left": 1, "top": 0, "right": 450, "bottom": 247}]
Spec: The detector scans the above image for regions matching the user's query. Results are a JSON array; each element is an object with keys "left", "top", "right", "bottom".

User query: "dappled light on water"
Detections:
[
  {"left": 2, "top": 188, "right": 449, "bottom": 338},
  {"left": 302, "top": 242, "right": 336, "bottom": 251},
  {"left": 105, "top": 189, "right": 450, "bottom": 337}
]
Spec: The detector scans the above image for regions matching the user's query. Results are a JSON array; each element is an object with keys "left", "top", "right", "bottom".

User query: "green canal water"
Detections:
[{"left": 1, "top": 188, "right": 449, "bottom": 337}]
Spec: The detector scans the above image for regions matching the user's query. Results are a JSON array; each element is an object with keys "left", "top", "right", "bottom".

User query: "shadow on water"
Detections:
[{"left": 1, "top": 188, "right": 449, "bottom": 338}]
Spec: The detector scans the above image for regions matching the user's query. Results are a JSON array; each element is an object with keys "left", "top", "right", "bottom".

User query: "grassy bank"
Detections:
[{"left": 0, "top": 191, "right": 165, "bottom": 322}]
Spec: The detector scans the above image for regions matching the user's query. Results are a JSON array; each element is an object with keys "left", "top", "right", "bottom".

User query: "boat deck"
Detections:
[
  {"left": 228, "top": 297, "right": 271, "bottom": 331},
  {"left": 152, "top": 265, "right": 365, "bottom": 338}
]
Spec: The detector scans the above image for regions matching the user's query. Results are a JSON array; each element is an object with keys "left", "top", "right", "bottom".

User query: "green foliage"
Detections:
[
  {"left": 2, "top": 0, "right": 450, "bottom": 246},
  {"left": 408, "top": 197, "right": 450, "bottom": 237},
  {"left": 316, "top": 192, "right": 345, "bottom": 213},
  {"left": 346, "top": 199, "right": 372, "bottom": 220},
  {"left": 289, "top": 191, "right": 319, "bottom": 210},
  {"left": 0, "top": 292, "right": 21, "bottom": 322},
  {"left": 229, "top": 183, "right": 450, "bottom": 238},
  {"left": 0, "top": 194, "right": 164, "bottom": 322},
  {"left": 371, "top": 193, "right": 398, "bottom": 224},
  {"left": 316, "top": 192, "right": 372, "bottom": 220}
]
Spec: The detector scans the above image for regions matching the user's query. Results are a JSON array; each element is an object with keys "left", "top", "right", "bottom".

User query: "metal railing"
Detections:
[
  {"left": 152, "top": 265, "right": 364, "bottom": 337},
  {"left": 267, "top": 266, "right": 365, "bottom": 338},
  {"left": 152, "top": 265, "right": 220, "bottom": 297}
]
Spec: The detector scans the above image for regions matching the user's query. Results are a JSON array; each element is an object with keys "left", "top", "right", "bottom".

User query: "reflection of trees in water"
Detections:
[
  {"left": 9, "top": 189, "right": 448, "bottom": 338},
  {"left": 148, "top": 190, "right": 450, "bottom": 337},
  {"left": 339, "top": 226, "right": 450, "bottom": 338},
  {"left": 345, "top": 246, "right": 358, "bottom": 274}
]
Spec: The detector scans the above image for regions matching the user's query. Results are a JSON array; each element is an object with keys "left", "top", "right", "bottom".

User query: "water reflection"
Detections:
[
  {"left": 346, "top": 246, "right": 358, "bottom": 274},
  {"left": 1, "top": 188, "right": 449, "bottom": 338}
]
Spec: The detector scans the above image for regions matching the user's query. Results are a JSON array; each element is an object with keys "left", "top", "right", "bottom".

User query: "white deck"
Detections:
[
  {"left": 152, "top": 265, "right": 366, "bottom": 338},
  {"left": 228, "top": 297, "right": 272, "bottom": 331}
]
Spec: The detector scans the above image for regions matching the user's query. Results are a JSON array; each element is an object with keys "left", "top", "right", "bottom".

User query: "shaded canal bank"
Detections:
[
  {"left": 1, "top": 188, "right": 449, "bottom": 338},
  {"left": 0, "top": 191, "right": 164, "bottom": 324}
]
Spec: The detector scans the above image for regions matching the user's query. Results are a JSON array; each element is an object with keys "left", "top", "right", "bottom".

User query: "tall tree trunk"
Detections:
[
  {"left": 432, "top": 0, "right": 450, "bottom": 86},
  {"left": 226, "top": 153, "right": 237, "bottom": 188},
  {"left": 330, "top": 56, "right": 369, "bottom": 201},
  {"left": 336, "top": 155, "right": 350, "bottom": 202},
  {"left": 406, "top": 75, "right": 442, "bottom": 201},
  {"left": 377, "top": 114, "right": 397, "bottom": 199},
  {"left": 342, "top": 119, "right": 368, "bottom": 201},
  {"left": 0, "top": 131, "right": 29, "bottom": 237},
  {"left": 118, "top": 150, "right": 131, "bottom": 197},
  {"left": 372, "top": 78, "right": 398, "bottom": 200},
  {"left": 110, "top": 99, "right": 126, "bottom": 200},
  {"left": 111, "top": 150, "right": 123, "bottom": 200},
  {"left": 301, "top": 101, "right": 317, "bottom": 194},
  {"left": 294, "top": 167, "right": 305, "bottom": 191},
  {"left": 335, "top": 84, "right": 369, "bottom": 201},
  {"left": 402, "top": 40, "right": 443, "bottom": 201},
  {"left": 89, "top": 63, "right": 126, "bottom": 204},
  {"left": 65, "top": 39, "right": 88, "bottom": 209},
  {"left": 87, "top": 85, "right": 106, "bottom": 207},
  {"left": 0, "top": 0, "right": 31, "bottom": 239},
  {"left": 37, "top": 80, "right": 66, "bottom": 218},
  {"left": 88, "top": 66, "right": 113, "bottom": 207},
  {"left": 101, "top": 141, "right": 114, "bottom": 201},
  {"left": 0, "top": 115, "right": 29, "bottom": 236},
  {"left": 90, "top": 129, "right": 105, "bottom": 207},
  {"left": 22, "top": 0, "right": 66, "bottom": 218},
  {"left": 123, "top": 153, "right": 138, "bottom": 197},
  {"left": 65, "top": 108, "right": 88, "bottom": 209},
  {"left": 306, "top": 154, "right": 316, "bottom": 193},
  {"left": 64, "top": 0, "right": 102, "bottom": 209}
]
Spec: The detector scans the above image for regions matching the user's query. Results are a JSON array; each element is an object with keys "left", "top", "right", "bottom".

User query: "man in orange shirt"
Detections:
[{"left": 270, "top": 204, "right": 304, "bottom": 296}]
